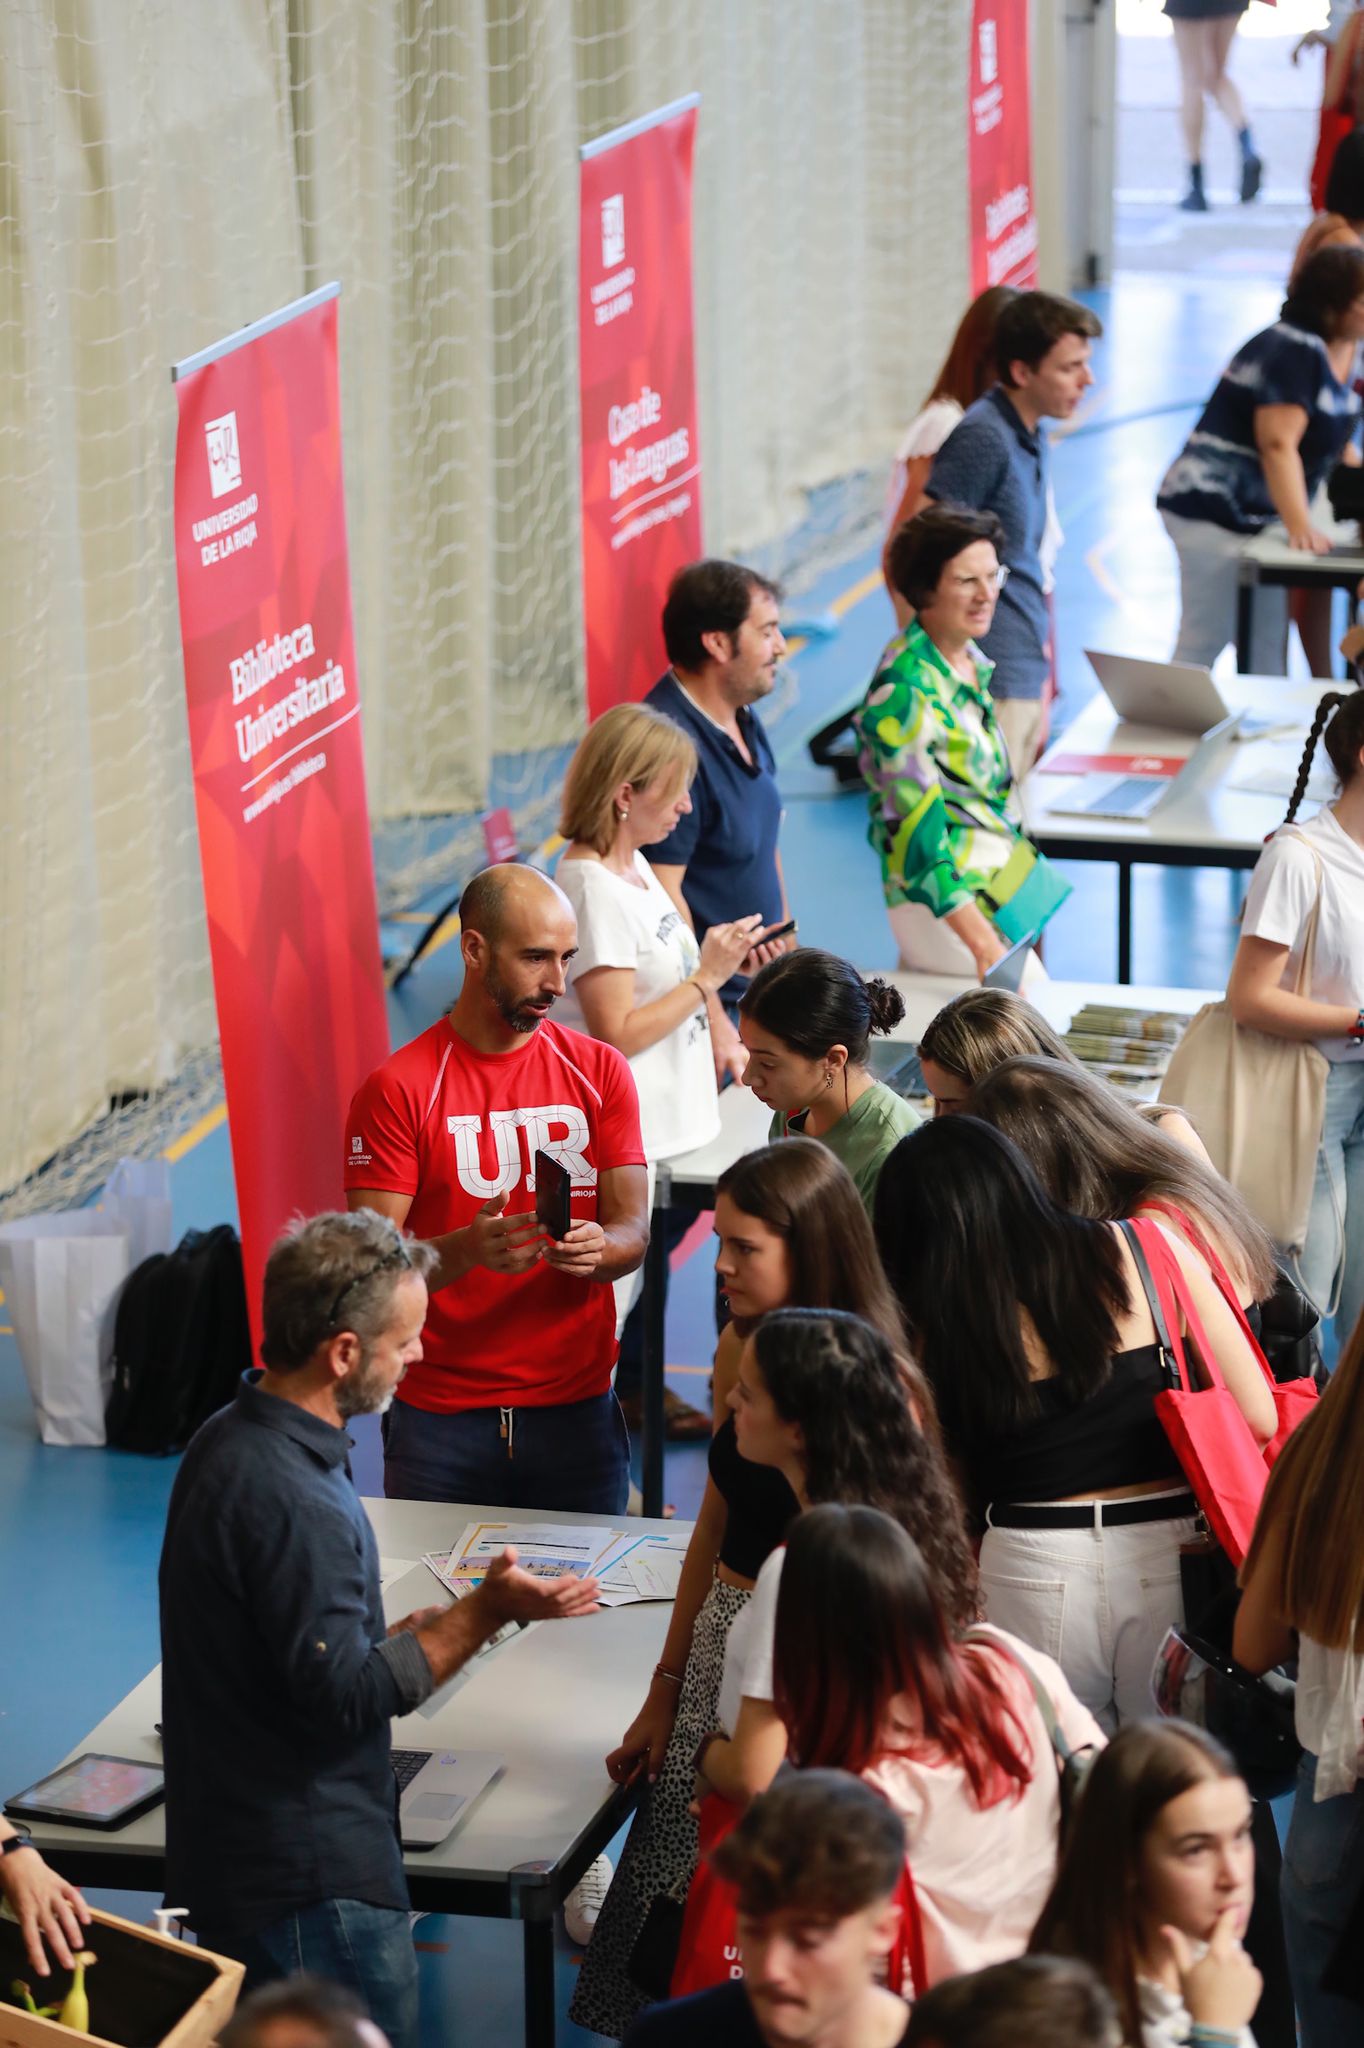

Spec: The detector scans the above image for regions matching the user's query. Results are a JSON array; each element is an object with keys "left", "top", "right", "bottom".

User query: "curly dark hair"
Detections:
[{"left": 751, "top": 1307, "right": 979, "bottom": 1627}]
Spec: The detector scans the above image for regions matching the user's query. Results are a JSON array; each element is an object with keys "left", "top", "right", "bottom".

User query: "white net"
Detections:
[{"left": 0, "top": 0, "right": 972, "bottom": 1215}]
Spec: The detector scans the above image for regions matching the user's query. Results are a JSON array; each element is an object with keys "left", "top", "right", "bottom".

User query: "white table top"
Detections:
[
  {"left": 662, "top": 972, "right": 1216, "bottom": 1197},
  {"left": 1024, "top": 670, "right": 1328, "bottom": 853},
  {"left": 1240, "top": 528, "right": 1364, "bottom": 577},
  {"left": 23, "top": 1499, "right": 683, "bottom": 1897}
]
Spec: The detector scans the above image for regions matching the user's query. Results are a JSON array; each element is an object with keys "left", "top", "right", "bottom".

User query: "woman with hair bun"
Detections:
[
  {"left": 1227, "top": 685, "right": 1364, "bottom": 1332},
  {"left": 738, "top": 949, "right": 919, "bottom": 1211}
]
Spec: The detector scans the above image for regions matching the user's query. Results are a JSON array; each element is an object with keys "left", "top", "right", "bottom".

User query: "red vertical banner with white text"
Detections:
[
  {"left": 172, "top": 285, "right": 390, "bottom": 1351},
  {"left": 969, "top": 0, "right": 1039, "bottom": 295},
  {"left": 579, "top": 96, "right": 704, "bottom": 719}
]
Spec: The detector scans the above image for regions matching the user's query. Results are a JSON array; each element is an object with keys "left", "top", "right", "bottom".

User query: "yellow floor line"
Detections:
[{"left": 163, "top": 1101, "right": 228, "bottom": 1163}]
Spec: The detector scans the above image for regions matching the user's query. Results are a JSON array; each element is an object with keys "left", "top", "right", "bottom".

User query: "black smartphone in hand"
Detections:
[{"left": 534, "top": 1149, "right": 572, "bottom": 1241}]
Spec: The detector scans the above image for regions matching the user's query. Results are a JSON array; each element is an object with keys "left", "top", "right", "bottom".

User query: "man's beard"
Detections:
[
  {"left": 486, "top": 964, "right": 551, "bottom": 1033},
  {"left": 336, "top": 1354, "right": 397, "bottom": 1420}
]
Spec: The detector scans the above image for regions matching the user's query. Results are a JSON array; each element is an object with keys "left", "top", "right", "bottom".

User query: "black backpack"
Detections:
[{"left": 105, "top": 1224, "right": 253, "bottom": 1454}]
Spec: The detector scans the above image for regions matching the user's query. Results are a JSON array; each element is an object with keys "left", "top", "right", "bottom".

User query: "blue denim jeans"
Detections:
[
  {"left": 1293, "top": 1061, "right": 1364, "bottom": 1346},
  {"left": 384, "top": 1389, "right": 630, "bottom": 1512},
  {"left": 1281, "top": 1753, "right": 1364, "bottom": 2048},
  {"left": 194, "top": 1898, "right": 418, "bottom": 2048}
]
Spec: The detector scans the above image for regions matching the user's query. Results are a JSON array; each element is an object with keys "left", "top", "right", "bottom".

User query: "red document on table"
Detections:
[{"left": 1040, "top": 751, "right": 1188, "bottom": 778}]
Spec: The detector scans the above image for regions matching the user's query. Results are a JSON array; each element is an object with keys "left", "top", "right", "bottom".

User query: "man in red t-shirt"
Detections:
[{"left": 344, "top": 863, "right": 649, "bottom": 1512}]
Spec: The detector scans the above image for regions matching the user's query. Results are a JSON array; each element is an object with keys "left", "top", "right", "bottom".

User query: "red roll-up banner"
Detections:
[
  {"left": 579, "top": 95, "right": 704, "bottom": 719},
  {"left": 171, "top": 285, "right": 389, "bottom": 1349},
  {"left": 968, "top": 0, "right": 1039, "bottom": 295}
]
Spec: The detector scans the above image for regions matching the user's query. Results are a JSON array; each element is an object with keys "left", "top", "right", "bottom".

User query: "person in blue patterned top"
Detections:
[
  {"left": 857, "top": 506, "right": 1052, "bottom": 980},
  {"left": 1158, "top": 243, "right": 1364, "bottom": 675}
]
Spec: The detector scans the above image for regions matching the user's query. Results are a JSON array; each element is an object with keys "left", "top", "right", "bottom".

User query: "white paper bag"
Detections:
[
  {"left": 101, "top": 1155, "right": 174, "bottom": 1272},
  {"left": 0, "top": 1213, "right": 131, "bottom": 1445}
]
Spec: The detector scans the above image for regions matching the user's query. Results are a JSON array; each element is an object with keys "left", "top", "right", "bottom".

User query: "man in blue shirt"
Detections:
[
  {"left": 643, "top": 559, "right": 794, "bottom": 1078},
  {"left": 927, "top": 292, "right": 1101, "bottom": 783},
  {"left": 161, "top": 1209, "right": 600, "bottom": 2048}
]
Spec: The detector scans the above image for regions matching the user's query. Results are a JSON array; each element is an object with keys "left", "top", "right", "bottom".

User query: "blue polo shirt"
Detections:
[
  {"left": 160, "top": 1373, "right": 434, "bottom": 1934},
  {"left": 642, "top": 671, "right": 784, "bottom": 1003},
  {"left": 926, "top": 386, "right": 1051, "bottom": 701}
]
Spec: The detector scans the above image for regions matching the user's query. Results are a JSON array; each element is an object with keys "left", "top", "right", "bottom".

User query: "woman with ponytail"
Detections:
[
  {"left": 738, "top": 950, "right": 920, "bottom": 1212},
  {"left": 1228, "top": 685, "right": 1364, "bottom": 1333}
]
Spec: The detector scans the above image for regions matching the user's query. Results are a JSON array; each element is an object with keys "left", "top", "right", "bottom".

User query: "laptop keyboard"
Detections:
[
  {"left": 391, "top": 1748, "right": 429, "bottom": 1791},
  {"left": 1087, "top": 776, "right": 1162, "bottom": 817}
]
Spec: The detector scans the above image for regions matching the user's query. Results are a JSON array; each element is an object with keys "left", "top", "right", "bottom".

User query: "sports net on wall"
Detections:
[{"left": 0, "top": 0, "right": 970, "bottom": 1218}]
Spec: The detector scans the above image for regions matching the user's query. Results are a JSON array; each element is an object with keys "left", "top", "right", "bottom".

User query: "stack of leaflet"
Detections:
[
  {"left": 1062, "top": 1003, "right": 1188, "bottom": 1100},
  {"left": 422, "top": 1519, "right": 687, "bottom": 1611}
]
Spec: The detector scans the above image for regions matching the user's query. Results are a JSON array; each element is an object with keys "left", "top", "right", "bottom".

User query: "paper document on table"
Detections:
[
  {"left": 1228, "top": 756, "right": 1335, "bottom": 804},
  {"left": 379, "top": 1557, "right": 419, "bottom": 1593},
  {"left": 423, "top": 1520, "right": 617, "bottom": 1599},
  {"left": 593, "top": 1528, "right": 690, "bottom": 1606}
]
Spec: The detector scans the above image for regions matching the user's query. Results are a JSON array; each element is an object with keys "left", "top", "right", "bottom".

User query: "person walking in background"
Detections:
[
  {"left": 883, "top": 286, "right": 1019, "bottom": 620},
  {"left": 860, "top": 506, "right": 1067, "bottom": 976},
  {"left": 1227, "top": 687, "right": 1364, "bottom": 1334},
  {"left": 1158, "top": 246, "right": 1364, "bottom": 674},
  {"left": 555, "top": 702, "right": 759, "bottom": 1440},
  {"left": 737, "top": 949, "right": 919, "bottom": 1212},
  {"left": 1236, "top": 1310, "right": 1364, "bottom": 2045},
  {"left": 1164, "top": 0, "right": 1262, "bottom": 215},
  {"left": 925, "top": 291, "right": 1100, "bottom": 779}
]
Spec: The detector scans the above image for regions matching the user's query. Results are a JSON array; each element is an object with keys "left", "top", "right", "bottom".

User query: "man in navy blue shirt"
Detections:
[
  {"left": 643, "top": 559, "right": 794, "bottom": 1080},
  {"left": 161, "top": 1209, "right": 600, "bottom": 2048},
  {"left": 927, "top": 292, "right": 1101, "bottom": 784}
]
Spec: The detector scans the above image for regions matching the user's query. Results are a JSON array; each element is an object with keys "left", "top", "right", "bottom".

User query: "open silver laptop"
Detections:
[
  {"left": 392, "top": 1745, "right": 503, "bottom": 1848},
  {"left": 1084, "top": 650, "right": 1232, "bottom": 735},
  {"left": 1048, "top": 716, "right": 1236, "bottom": 822}
]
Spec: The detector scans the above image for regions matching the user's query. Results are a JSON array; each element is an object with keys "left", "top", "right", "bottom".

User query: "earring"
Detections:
[
  {"left": 824, "top": 1071, "right": 834, "bottom": 1090},
  {"left": 617, "top": 803, "right": 630, "bottom": 821}
]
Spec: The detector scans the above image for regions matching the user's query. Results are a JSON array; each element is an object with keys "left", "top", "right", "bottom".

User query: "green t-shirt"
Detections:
[{"left": 768, "top": 1079, "right": 920, "bottom": 1213}]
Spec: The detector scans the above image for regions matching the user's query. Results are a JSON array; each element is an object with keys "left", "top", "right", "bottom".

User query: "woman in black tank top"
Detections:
[
  {"left": 875, "top": 1118, "right": 1275, "bottom": 1731},
  {"left": 571, "top": 1138, "right": 915, "bottom": 2038}
]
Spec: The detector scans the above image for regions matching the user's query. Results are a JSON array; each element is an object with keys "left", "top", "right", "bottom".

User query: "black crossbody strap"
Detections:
[{"left": 1117, "top": 1218, "right": 1184, "bottom": 1394}]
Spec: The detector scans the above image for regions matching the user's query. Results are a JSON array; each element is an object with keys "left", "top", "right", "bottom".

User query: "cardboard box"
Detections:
[{"left": 0, "top": 1907, "right": 243, "bottom": 2048}]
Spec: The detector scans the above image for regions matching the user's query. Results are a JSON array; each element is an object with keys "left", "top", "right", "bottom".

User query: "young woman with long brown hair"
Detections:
[
  {"left": 1236, "top": 1307, "right": 1364, "bottom": 2045},
  {"left": 770, "top": 1502, "right": 1103, "bottom": 1990},
  {"left": 1031, "top": 1721, "right": 1261, "bottom": 2048},
  {"left": 570, "top": 1140, "right": 915, "bottom": 2039},
  {"left": 968, "top": 1055, "right": 1276, "bottom": 1317}
]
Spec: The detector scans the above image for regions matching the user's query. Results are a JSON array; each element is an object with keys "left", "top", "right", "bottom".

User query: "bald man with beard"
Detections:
[{"left": 344, "top": 863, "right": 649, "bottom": 1513}]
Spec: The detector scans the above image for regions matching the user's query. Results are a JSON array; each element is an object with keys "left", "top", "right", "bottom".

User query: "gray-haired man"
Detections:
[{"left": 159, "top": 1209, "right": 600, "bottom": 2048}]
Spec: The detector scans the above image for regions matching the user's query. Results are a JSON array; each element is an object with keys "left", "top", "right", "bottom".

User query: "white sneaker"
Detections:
[{"left": 563, "top": 1853, "right": 613, "bottom": 1948}]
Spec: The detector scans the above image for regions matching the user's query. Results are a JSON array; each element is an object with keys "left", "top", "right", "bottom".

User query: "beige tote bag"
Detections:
[{"left": 1158, "top": 835, "right": 1329, "bottom": 1253}]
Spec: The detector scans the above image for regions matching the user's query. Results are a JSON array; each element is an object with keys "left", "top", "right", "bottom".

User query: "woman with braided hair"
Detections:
[{"left": 1228, "top": 684, "right": 1364, "bottom": 1333}]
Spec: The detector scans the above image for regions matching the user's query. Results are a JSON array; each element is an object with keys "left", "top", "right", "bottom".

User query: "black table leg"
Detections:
[
  {"left": 640, "top": 1168, "right": 669, "bottom": 1519},
  {"left": 1117, "top": 861, "right": 1133, "bottom": 985},
  {"left": 523, "top": 1916, "right": 556, "bottom": 2048},
  {"left": 1236, "top": 577, "right": 1253, "bottom": 672}
]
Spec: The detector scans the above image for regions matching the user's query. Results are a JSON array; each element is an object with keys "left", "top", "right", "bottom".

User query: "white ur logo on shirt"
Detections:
[{"left": 445, "top": 1105, "right": 597, "bottom": 1200}]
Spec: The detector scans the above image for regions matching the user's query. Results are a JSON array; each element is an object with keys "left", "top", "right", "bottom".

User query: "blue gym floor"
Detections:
[{"left": 0, "top": 257, "right": 1312, "bottom": 2043}]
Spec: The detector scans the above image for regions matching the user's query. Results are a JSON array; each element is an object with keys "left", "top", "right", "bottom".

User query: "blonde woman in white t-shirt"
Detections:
[
  {"left": 555, "top": 703, "right": 761, "bottom": 1358},
  {"left": 1236, "top": 1307, "right": 1364, "bottom": 2045},
  {"left": 1228, "top": 685, "right": 1364, "bottom": 1331}
]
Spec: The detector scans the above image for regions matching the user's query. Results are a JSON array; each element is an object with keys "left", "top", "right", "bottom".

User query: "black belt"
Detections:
[{"left": 988, "top": 1491, "right": 1196, "bottom": 1530}]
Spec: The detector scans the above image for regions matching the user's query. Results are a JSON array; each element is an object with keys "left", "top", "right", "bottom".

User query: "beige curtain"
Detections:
[{"left": 0, "top": 0, "right": 1018, "bottom": 1202}]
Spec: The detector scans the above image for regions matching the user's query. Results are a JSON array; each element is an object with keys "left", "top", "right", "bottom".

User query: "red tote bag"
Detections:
[
  {"left": 1142, "top": 1202, "right": 1317, "bottom": 1464},
  {"left": 1119, "top": 1220, "right": 1268, "bottom": 1569},
  {"left": 671, "top": 1787, "right": 929, "bottom": 2001}
]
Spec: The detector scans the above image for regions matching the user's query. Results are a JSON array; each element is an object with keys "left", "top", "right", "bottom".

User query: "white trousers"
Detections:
[
  {"left": 1160, "top": 508, "right": 1289, "bottom": 675},
  {"left": 978, "top": 1500, "right": 1199, "bottom": 1734},
  {"left": 885, "top": 901, "right": 1050, "bottom": 988}
]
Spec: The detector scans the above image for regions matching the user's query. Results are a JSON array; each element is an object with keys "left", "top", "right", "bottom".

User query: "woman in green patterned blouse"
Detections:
[{"left": 858, "top": 504, "right": 1047, "bottom": 979}]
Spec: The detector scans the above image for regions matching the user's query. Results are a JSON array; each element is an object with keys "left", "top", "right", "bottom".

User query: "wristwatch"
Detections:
[
  {"left": 1350, "top": 1006, "right": 1364, "bottom": 1044},
  {"left": 0, "top": 1827, "right": 34, "bottom": 1858}
]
